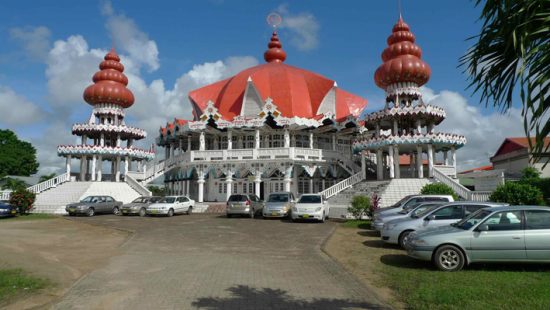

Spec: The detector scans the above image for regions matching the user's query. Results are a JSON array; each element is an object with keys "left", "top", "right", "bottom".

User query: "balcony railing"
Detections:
[{"left": 187, "top": 147, "right": 342, "bottom": 162}]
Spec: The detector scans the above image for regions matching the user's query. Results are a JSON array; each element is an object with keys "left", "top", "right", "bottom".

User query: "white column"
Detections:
[
  {"left": 238, "top": 135, "right": 243, "bottom": 149},
  {"left": 170, "top": 144, "right": 175, "bottom": 158},
  {"left": 115, "top": 157, "right": 121, "bottom": 182},
  {"left": 417, "top": 146, "right": 424, "bottom": 178},
  {"left": 376, "top": 149, "right": 383, "bottom": 180},
  {"left": 332, "top": 134, "right": 337, "bottom": 151},
  {"left": 361, "top": 154, "right": 366, "bottom": 179},
  {"left": 227, "top": 130, "right": 233, "bottom": 150},
  {"left": 124, "top": 155, "right": 130, "bottom": 175},
  {"left": 254, "top": 172, "right": 262, "bottom": 198},
  {"left": 199, "top": 131, "right": 205, "bottom": 151},
  {"left": 186, "top": 180, "right": 190, "bottom": 196},
  {"left": 393, "top": 120, "right": 398, "bottom": 135},
  {"left": 187, "top": 135, "right": 192, "bottom": 151},
  {"left": 80, "top": 156, "right": 86, "bottom": 181},
  {"left": 100, "top": 134, "right": 105, "bottom": 146},
  {"left": 427, "top": 144, "right": 434, "bottom": 178},
  {"left": 284, "top": 166, "right": 293, "bottom": 192},
  {"left": 91, "top": 156, "right": 96, "bottom": 181},
  {"left": 284, "top": 129, "right": 290, "bottom": 148},
  {"left": 322, "top": 178, "right": 326, "bottom": 191},
  {"left": 375, "top": 123, "right": 381, "bottom": 138},
  {"left": 394, "top": 145, "right": 400, "bottom": 179},
  {"left": 255, "top": 129, "right": 260, "bottom": 149},
  {"left": 225, "top": 174, "right": 233, "bottom": 202},
  {"left": 444, "top": 151, "right": 449, "bottom": 165},
  {"left": 66, "top": 155, "right": 71, "bottom": 175},
  {"left": 410, "top": 154, "right": 415, "bottom": 176},
  {"left": 116, "top": 134, "right": 121, "bottom": 147},
  {"left": 309, "top": 132, "right": 314, "bottom": 149},
  {"left": 309, "top": 177, "right": 314, "bottom": 194},
  {"left": 197, "top": 174, "right": 205, "bottom": 203},
  {"left": 97, "top": 156, "right": 102, "bottom": 181},
  {"left": 416, "top": 120, "right": 422, "bottom": 134},
  {"left": 388, "top": 147, "right": 395, "bottom": 179},
  {"left": 451, "top": 146, "right": 457, "bottom": 177}
]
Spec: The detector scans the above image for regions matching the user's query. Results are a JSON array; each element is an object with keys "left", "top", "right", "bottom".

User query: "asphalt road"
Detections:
[{"left": 54, "top": 214, "right": 389, "bottom": 310}]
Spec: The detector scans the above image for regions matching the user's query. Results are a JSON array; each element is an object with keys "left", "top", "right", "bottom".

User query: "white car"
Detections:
[
  {"left": 381, "top": 202, "right": 507, "bottom": 248},
  {"left": 372, "top": 202, "right": 444, "bottom": 231},
  {"left": 291, "top": 194, "right": 329, "bottom": 223},
  {"left": 146, "top": 195, "right": 195, "bottom": 217}
]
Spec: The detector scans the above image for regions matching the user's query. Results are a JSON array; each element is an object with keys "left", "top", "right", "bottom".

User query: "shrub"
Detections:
[
  {"left": 521, "top": 178, "right": 550, "bottom": 206},
  {"left": 370, "top": 193, "right": 381, "bottom": 217},
  {"left": 489, "top": 182, "right": 544, "bottom": 205},
  {"left": 147, "top": 185, "right": 166, "bottom": 197},
  {"left": 348, "top": 195, "right": 371, "bottom": 219},
  {"left": 420, "top": 183, "right": 458, "bottom": 200},
  {"left": 8, "top": 188, "right": 36, "bottom": 214},
  {"left": 520, "top": 167, "right": 541, "bottom": 183}
]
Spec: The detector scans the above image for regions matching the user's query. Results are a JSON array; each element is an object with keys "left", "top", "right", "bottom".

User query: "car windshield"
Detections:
[
  {"left": 410, "top": 204, "right": 439, "bottom": 217},
  {"left": 298, "top": 195, "right": 322, "bottom": 203},
  {"left": 390, "top": 195, "right": 413, "bottom": 209},
  {"left": 228, "top": 195, "right": 248, "bottom": 202},
  {"left": 268, "top": 194, "right": 289, "bottom": 203},
  {"left": 81, "top": 196, "right": 94, "bottom": 202},
  {"left": 159, "top": 197, "right": 176, "bottom": 203},
  {"left": 411, "top": 205, "right": 439, "bottom": 218},
  {"left": 454, "top": 209, "right": 493, "bottom": 230},
  {"left": 149, "top": 197, "right": 162, "bottom": 203},
  {"left": 132, "top": 197, "right": 148, "bottom": 203}
]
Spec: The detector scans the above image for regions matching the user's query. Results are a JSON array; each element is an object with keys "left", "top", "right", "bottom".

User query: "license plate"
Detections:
[
  {"left": 122, "top": 210, "right": 128, "bottom": 213},
  {"left": 11, "top": 210, "right": 16, "bottom": 214},
  {"left": 69, "top": 208, "right": 76, "bottom": 212},
  {"left": 151, "top": 210, "right": 158, "bottom": 214},
  {"left": 271, "top": 212, "right": 278, "bottom": 216},
  {"left": 302, "top": 214, "right": 309, "bottom": 219}
]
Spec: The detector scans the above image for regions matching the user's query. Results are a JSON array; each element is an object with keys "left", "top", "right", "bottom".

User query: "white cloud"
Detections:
[
  {"left": 9, "top": 26, "right": 51, "bottom": 61},
  {"left": 276, "top": 4, "right": 319, "bottom": 51},
  {"left": 101, "top": 0, "right": 159, "bottom": 72},
  {"left": 421, "top": 87, "right": 525, "bottom": 170},
  {"left": 0, "top": 85, "right": 44, "bottom": 126}
]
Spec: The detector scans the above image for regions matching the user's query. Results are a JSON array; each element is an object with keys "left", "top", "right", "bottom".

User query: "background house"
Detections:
[{"left": 490, "top": 137, "right": 550, "bottom": 178}]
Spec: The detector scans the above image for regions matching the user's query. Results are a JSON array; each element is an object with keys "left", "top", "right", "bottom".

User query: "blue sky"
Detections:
[{"left": 0, "top": 0, "right": 526, "bottom": 173}]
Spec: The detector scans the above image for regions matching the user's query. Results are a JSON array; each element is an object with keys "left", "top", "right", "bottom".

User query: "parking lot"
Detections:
[{"left": 50, "top": 214, "right": 388, "bottom": 309}]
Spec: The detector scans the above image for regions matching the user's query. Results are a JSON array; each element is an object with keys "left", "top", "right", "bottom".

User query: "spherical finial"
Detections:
[{"left": 267, "top": 12, "right": 282, "bottom": 29}]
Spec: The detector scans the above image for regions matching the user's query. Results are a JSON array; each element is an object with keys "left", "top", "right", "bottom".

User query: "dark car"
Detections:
[
  {"left": 0, "top": 202, "right": 17, "bottom": 218},
  {"left": 66, "top": 195, "right": 123, "bottom": 216},
  {"left": 121, "top": 196, "right": 162, "bottom": 216}
]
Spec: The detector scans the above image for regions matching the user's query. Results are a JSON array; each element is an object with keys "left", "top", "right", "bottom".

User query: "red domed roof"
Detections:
[
  {"left": 189, "top": 32, "right": 367, "bottom": 122},
  {"left": 83, "top": 48, "right": 135, "bottom": 108},
  {"left": 374, "top": 16, "right": 431, "bottom": 89}
]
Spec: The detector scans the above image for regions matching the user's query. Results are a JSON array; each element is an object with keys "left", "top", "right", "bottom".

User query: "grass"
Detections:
[
  {"left": 0, "top": 269, "right": 49, "bottom": 304},
  {"left": 1, "top": 213, "right": 58, "bottom": 221},
  {"left": 342, "top": 219, "right": 371, "bottom": 229}
]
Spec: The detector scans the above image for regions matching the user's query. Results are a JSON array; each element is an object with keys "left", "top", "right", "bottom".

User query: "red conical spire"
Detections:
[
  {"left": 374, "top": 16, "right": 431, "bottom": 89},
  {"left": 83, "top": 48, "right": 135, "bottom": 108},
  {"left": 264, "top": 31, "right": 286, "bottom": 63}
]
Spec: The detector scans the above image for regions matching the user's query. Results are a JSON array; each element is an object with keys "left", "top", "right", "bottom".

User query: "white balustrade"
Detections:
[
  {"left": 1, "top": 190, "right": 12, "bottom": 201},
  {"left": 125, "top": 174, "right": 152, "bottom": 196},
  {"left": 433, "top": 167, "right": 491, "bottom": 201},
  {"left": 0, "top": 172, "right": 71, "bottom": 201},
  {"left": 318, "top": 172, "right": 364, "bottom": 199},
  {"left": 433, "top": 165, "right": 456, "bottom": 178}
]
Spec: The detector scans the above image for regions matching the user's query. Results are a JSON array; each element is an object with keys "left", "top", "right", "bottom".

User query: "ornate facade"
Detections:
[
  {"left": 157, "top": 32, "right": 368, "bottom": 202},
  {"left": 353, "top": 16, "right": 466, "bottom": 180},
  {"left": 58, "top": 49, "right": 154, "bottom": 182}
]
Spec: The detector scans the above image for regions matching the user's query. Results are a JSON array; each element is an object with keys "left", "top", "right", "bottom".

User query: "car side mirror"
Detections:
[
  {"left": 476, "top": 224, "right": 489, "bottom": 232},
  {"left": 425, "top": 215, "right": 436, "bottom": 221}
]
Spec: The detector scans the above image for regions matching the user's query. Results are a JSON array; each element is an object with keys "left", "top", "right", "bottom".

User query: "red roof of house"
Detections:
[
  {"left": 493, "top": 137, "right": 550, "bottom": 157},
  {"left": 188, "top": 32, "right": 367, "bottom": 122},
  {"left": 458, "top": 165, "right": 493, "bottom": 174}
]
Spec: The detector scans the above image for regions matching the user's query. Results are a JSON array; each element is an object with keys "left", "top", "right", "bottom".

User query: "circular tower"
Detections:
[
  {"left": 58, "top": 49, "right": 155, "bottom": 182},
  {"left": 354, "top": 16, "right": 466, "bottom": 180}
]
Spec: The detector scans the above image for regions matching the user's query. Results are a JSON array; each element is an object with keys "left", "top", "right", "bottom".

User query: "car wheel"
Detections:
[
  {"left": 113, "top": 207, "right": 121, "bottom": 216},
  {"left": 87, "top": 208, "right": 95, "bottom": 217},
  {"left": 167, "top": 208, "right": 174, "bottom": 217},
  {"left": 227, "top": 214, "right": 232, "bottom": 218},
  {"left": 434, "top": 245, "right": 465, "bottom": 272},
  {"left": 139, "top": 208, "right": 147, "bottom": 217},
  {"left": 187, "top": 206, "right": 193, "bottom": 215},
  {"left": 398, "top": 230, "right": 414, "bottom": 248}
]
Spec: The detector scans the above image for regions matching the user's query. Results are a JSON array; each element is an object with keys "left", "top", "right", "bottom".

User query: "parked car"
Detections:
[
  {"left": 66, "top": 195, "right": 123, "bottom": 216},
  {"left": 372, "top": 202, "right": 445, "bottom": 231},
  {"left": 262, "top": 192, "right": 296, "bottom": 218},
  {"left": 381, "top": 201, "right": 508, "bottom": 248},
  {"left": 226, "top": 194, "right": 264, "bottom": 218},
  {"left": 406, "top": 205, "right": 550, "bottom": 271},
  {"left": 146, "top": 195, "right": 194, "bottom": 217},
  {"left": 121, "top": 196, "right": 162, "bottom": 216},
  {"left": 0, "top": 202, "right": 17, "bottom": 218},
  {"left": 375, "top": 195, "right": 455, "bottom": 218},
  {"left": 291, "top": 194, "right": 329, "bottom": 223}
]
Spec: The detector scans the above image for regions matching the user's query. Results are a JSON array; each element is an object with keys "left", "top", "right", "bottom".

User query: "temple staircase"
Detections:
[{"left": 378, "top": 178, "right": 433, "bottom": 207}]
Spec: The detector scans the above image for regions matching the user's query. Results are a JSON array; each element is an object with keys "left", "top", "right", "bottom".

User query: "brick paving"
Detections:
[{"left": 54, "top": 214, "right": 389, "bottom": 310}]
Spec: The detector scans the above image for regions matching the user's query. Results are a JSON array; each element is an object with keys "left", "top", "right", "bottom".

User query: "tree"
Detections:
[
  {"left": 9, "top": 188, "right": 36, "bottom": 214},
  {"left": 460, "top": 0, "right": 549, "bottom": 166},
  {"left": 348, "top": 195, "right": 371, "bottom": 219},
  {"left": 147, "top": 185, "right": 166, "bottom": 197},
  {"left": 39, "top": 173, "right": 57, "bottom": 183},
  {"left": 489, "top": 182, "right": 544, "bottom": 205},
  {"left": 420, "top": 183, "right": 459, "bottom": 201},
  {"left": 0, "top": 130, "right": 39, "bottom": 177},
  {"left": 1, "top": 177, "right": 28, "bottom": 191}
]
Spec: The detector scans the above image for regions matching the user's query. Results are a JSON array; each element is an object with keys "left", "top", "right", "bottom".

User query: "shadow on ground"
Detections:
[
  {"left": 380, "top": 254, "right": 432, "bottom": 270},
  {"left": 357, "top": 230, "right": 379, "bottom": 237},
  {"left": 363, "top": 239, "right": 401, "bottom": 250},
  {"left": 192, "top": 285, "right": 387, "bottom": 310}
]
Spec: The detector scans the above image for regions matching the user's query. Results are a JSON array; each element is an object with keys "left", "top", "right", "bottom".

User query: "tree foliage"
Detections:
[
  {"left": 8, "top": 188, "right": 36, "bottom": 214},
  {"left": 348, "top": 195, "right": 371, "bottom": 219},
  {"left": 420, "top": 183, "right": 459, "bottom": 201},
  {"left": 1, "top": 177, "right": 28, "bottom": 191},
  {"left": 0, "top": 130, "right": 39, "bottom": 177},
  {"left": 147, "top": 185, "right": 166, "bottom": 197},
  {"left": 460, "top": 0, "right": 550, "bottom": 165},
  {"left": 489, "top": 182, "right": 544, "bottom": 205},
  {"left": 39, "top": 173, "right": 57, "bottom": 183}
]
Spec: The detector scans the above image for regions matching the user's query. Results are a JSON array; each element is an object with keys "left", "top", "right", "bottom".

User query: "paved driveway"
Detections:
[{"left": 54, "top": 214, "right": 388, "bottom": 310}]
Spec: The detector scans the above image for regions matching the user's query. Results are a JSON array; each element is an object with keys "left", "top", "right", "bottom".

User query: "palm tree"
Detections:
[
  {"left": 460, "top": 0, "right": 549, "bottom": 165},
  {"left": 39, "top": 173, "right": 57, "bottom": 183}
]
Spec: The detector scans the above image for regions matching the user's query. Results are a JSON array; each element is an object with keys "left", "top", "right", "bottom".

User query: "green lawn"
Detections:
[
  {"left": 0, "top": 269, "right": 49, "bottom": 304},
  {"left": 342, "top": 219, "right": 371, "bottom": 229},
  {"left": 1, "top": 213, "right": 58, "bottom": 221}
]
